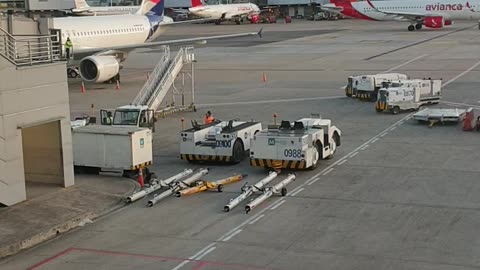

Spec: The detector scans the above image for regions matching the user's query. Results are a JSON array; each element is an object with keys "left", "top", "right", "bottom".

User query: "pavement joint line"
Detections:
[
  {"left": 442, "top": 59, "right": 480, "bottom": 87},
  {"left": 441, "top": 101, "right": 480, "bottom": 109},
  {"left": 380, "top": 54, "right": 428, "bottom": 74},
  {"left": 337, "top": 159, "right": 348, "bottom": 166},
  {"left": 196, "top": 96, "right": 345, "bottom": 108},
  {"left": 248, "top": 214, "right": 265, "bottom": 225},
  {"left": 289, "top": 187, "right": 304, "bottom": 197},
  {"left": 270, "top": 200, "right": 286, "bottom": 210},
  {"left": 322, "top": 168, "right": 334, "bottom": 176},
  {"left": 194, "top": 247, "right": 216, "bottom": 260},
  {"left": 222, "top": 229, "right": 243, "bottom": 242}
]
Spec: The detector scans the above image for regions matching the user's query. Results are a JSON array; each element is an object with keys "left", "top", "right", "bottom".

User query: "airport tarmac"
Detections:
[{"left": 3, "top": 20, "right": 480, "bottom": 270}]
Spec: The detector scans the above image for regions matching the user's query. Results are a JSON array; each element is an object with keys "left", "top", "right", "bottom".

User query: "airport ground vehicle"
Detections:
[
  {"left": 72, "top": 125, "right": 152, "bottom": 177},
  {"left": 180, "top": 120, "right": 262, "bottom": 163},
  {"left": 376, "top": 79, "right": 442, "bottom": 114},
  {"left": 100, "top": 105, "right": 156, "bottom": 130},
  {"left": 250, "top": 117, "right": 341, "bottom": 170},
  {"left": 345, "top": 73, "right": 408, "bottom": 101}
]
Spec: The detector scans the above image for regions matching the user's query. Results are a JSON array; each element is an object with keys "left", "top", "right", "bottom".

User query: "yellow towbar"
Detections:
[{"left": 175, "top": 174, "right": 246, "bottom": 197}]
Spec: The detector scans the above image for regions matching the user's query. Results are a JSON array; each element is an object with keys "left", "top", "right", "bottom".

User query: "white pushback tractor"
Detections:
[
  {"left": 376, "top": 79, "right": 442, "bottom": 115},
  {"left": 180, "top": 120, "right": 262, "bottom": 163},
  {"left": 250, "top": 116, "right": 341, "bottom": 170},
  {"left": 345, "top": 73, "right": 408, "bottom": 101}
]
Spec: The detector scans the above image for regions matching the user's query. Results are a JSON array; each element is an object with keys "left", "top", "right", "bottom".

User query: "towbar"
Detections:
[{"left": 245, "top": 173, "right": 295, "bottom": 214}]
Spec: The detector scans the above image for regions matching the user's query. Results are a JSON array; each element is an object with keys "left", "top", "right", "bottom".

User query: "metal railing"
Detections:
[
  {"left": 0, "top": 27, "right": 62, "bottom": 67},
  {"left": 133, "top": 46, "right": 171, "bottom": 105}
]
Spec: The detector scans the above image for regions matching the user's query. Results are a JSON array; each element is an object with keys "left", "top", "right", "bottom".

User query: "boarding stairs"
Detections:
[
  {"left": 133, "top": 46, "right": 195, "bottom": 114},
  {"left": 0, "top": 26, "right": 62, "bottom": 67}
]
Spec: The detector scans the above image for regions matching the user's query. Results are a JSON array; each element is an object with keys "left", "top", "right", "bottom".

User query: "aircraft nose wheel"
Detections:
[
  {"left": 415, "top": 23, "right": 423, "bottom": 30},
  {"left": 408, "top": 25, "right": 415, "bottom": 31}
]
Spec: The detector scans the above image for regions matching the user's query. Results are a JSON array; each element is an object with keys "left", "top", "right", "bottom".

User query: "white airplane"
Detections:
[
  {"left": 71, "top": 0, "right": 174, "bottom": 24},
  {"left": 321, "top": 0, "right": 480, "bottom": 31},
  {"left": 186, "top": 0, "right": 261, "bottom": 24},
  {"left": 54, "top": 0, "right": 261, "bottom": 83}
]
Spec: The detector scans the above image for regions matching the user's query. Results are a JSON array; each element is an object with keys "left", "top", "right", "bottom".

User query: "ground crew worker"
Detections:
[
  {"left": 105, "top": 111, "right": 113, "bottom": 125},
  {"left": 65, "top": 37, "right": 73, "bottom": 60},
  {"left": 204, "top": 111, "right": 214, "bottom": 124}
]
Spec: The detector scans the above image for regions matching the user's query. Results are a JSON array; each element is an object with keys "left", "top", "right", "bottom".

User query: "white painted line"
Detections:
[
  {"left": 440, "top": 101, "right": 480, "bottom": 109},
  {"left": 195, "top": 246, "right": 217, "bottom": 260},
  {"left": 380, "top": 132, "right": 388, "bottom": 137},
  {"left": 307, "top": 177, "right": 320, "bottom": 186},
  {"left": 390, "top": 126, "right": 397, "bottom": 131},
  {"left": 442, "top": 59, "right": 480, "bottom": 87},
  {"left": 270, "top": 200, "right": 286, "bottom": 210},
  {"left": 322, "top": 168, "right": 334, "bottom": 176},
  {"left": 350, "top": 152, "right": 359, "bottom": 158},
  {"left": 248, "top": 214, "right": 265, "bottom": 225},
  {"left": 337, "top": 159, "right": 348, "bottom": 166},
  {"left": 171, "top": 261, "right": 190, "bottom": 270},
  {"left": 380, "top": 54, "right": 428, "bottom": 74},
  {"left": 268, "top": 199, "right": 286, "bottom": 210},
  {"left": 360, "top": 145, "right": 369, "bottom": 150},
  {"left": 371, "top": 138, "right": 379, "bottom": 143},
  {"left": 289, "top": 187, "right": 304, "bottom": 197},
  {"left": 222, "top": 229, "right": 243, "bottom": 242},
  {"left": 171, "top": 243, "right": 216, "bottom": 270},
  {"left": 197, "top": 96, "right": 345, "bottom": 108}
]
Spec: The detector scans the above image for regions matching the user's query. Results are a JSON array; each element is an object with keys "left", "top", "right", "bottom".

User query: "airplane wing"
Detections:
[
  {"left": 75, "top": 29, "right": 263, "bottom": 56},
  {"left": 319, "top": 4, "right": 344, "bottom": 15},
  {"left": 161, "top": 18, "right": 215, "bottom": 25}
]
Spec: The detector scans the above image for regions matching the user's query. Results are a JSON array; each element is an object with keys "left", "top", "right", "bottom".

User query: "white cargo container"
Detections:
[
  {"left": 345, "top": 73, "right": 408, "bottom": 101},
  {"left": 250, "top": 117, "right": 341, "bottom": 170},
  {"left": 72, "top": 125, "right": 153, "bottom": 176},
  {"left": 376, "top": 79, "right": 442, "bottom": 114}
]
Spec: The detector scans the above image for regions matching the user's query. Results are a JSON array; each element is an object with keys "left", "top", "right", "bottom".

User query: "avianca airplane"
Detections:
[
  {"left": 186, "top": 0, "right": 261, "bottom": 24},
  {"left": 321, "top": 0, "right": 480, "bottom": 31},
  {"left": 71, "top": 0, "right": 174, "bottom": 24},
  {"left": 54, "top": 0, "right": 261, "bottom": 83}
]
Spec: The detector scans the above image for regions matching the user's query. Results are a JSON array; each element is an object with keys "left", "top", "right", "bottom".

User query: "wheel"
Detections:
[
  {"left": 370, "top": 92, "right": 377, "bottom": 102},
  {"left": 281, "top": 187, "right": 287, "bottom": 196},
  {"left": 309, "top": 142, "right": 321, "bottom": 170},
  {"left": 408, "top": 25, "right": 415, "bottom": 31},
  {"left": 122, "top": 169, "right": 137, "bottom": 179},
  {"left": 68, "top": 68, "right": 78, "bottom": 78},
  {"left": 215, "top": 20, "right": 221, "bottom": 25},
  {"left": 217, "top": 184, "right": 224, "bottom": 192},
  {"left": 231, "top": 140, "right": 245, "bottom": 164},
  {"left": 392, "top": 106, "right": 400, "bottom": 115},
  {"left": 376, "top": 107, "right": 383, "bottom": 113},
  {"left": 326, "top": 139, "right": 336, "bottom": 160},
  {"left": 235, "top": 20, "right": 241, "bottom": 25},
  {"left": 415, "top": 23, "right": 422, "bottom": 30}
]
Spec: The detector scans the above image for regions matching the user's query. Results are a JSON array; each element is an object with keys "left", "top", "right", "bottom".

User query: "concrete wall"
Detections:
[{"left": 0, "top": 56, "right": 74, "bottom": 206}]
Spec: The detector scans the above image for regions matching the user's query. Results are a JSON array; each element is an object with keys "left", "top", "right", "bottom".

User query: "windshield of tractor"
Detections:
[{"left": 113, "top": 109, "right": 140, "bottom": 126}]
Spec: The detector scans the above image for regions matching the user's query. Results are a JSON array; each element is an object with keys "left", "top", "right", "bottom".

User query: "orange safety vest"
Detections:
[{"left": 204, "top": 115, "right": 214, "bottom": 124}]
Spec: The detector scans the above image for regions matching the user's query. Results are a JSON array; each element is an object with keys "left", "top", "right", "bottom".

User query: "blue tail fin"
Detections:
[{"left": 137, "top": 0, "right": 164, "bottom": 16}]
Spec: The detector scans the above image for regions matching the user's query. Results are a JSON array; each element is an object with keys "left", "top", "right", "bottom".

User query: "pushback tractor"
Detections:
[
  {"left": 250, "top": 116, "right": 341, "bottom": 170},
  {"left": 345, "top": 73, "right": 408, "bottom": 101},
  {"left": 180, "top": 120, "right": 262, "bottom": 163}
]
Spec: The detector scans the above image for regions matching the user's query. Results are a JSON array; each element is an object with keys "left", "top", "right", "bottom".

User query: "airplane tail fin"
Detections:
[
  {"left": 73, "top": 0, "right": 90, "bottom": 10},
  {"left": 137, "top": 0, "right": 165, "bottom": 16},
  {"left": 191, "top": 0, "right": 203, "bottom": 7}
]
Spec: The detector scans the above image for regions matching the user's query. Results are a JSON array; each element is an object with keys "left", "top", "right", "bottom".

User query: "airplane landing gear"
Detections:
[
  {"left": 408, "top": 24, "right": 415, "bottom": 31},
  {"left": 415, "top": 23, "right": 423, "bottom": 30}
]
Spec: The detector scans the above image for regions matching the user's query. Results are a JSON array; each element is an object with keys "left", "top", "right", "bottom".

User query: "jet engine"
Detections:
[
  {"left": 424, "top": 16, "right": 444, "bottom": 28},
  {"left": 79, "top": 55, "right": 120, "bottom": 83},
  {"left": 250, "top": 14, "right": 259, "bottom": 24}
]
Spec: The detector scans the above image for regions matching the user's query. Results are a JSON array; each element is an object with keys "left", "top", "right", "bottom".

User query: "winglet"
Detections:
[{"left": 258, "top": 27, "right": 264, "bottom": 38}]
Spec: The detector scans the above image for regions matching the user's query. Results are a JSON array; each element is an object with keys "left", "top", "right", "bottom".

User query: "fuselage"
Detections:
[
  {"left": 328, "top": 0, "right": 480, "bottom": 21},
  {"left": 74, "top": 5, "right": 139, "bottom": 16},
  {"left": 189, "top": 3, "right": 260, "bottom": 19}
]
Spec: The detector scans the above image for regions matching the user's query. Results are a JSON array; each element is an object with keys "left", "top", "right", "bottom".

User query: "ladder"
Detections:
[{"left": 133, "top": 46, "right": 195, "bottom": 112}]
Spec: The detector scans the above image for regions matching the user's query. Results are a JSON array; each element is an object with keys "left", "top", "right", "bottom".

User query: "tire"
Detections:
[
  {"left": 415, "top": 23, "right": 422, "bottom": 30},
  {"left": 122, "top": 169, "right": 137, "bottom": 179},
  {"left": 309, "top": 142, "right": 321, "bottom": 170},
  {"left": 392, "top": 106, "right": 400, "bottom": 115},
  {"left": 408, "top": 25, "right": 415, "bottom": 31},
  {"left": 326, "top": 139, "right": 336, "bottom": 160},
  {"left": 376, "top": 107, "right": 383, "bottom": 113},
  {"left": 217, "top": 184, "right": 224, "bottom": 192},
  {"left": 281, "top": 187, "right": 287, "bottom": 196},
  {"left": 231, "top": 140, "right": 245, "bottom": 164},
  {"left": 69, "top": 69, "right": 78, "bottom": 78}
]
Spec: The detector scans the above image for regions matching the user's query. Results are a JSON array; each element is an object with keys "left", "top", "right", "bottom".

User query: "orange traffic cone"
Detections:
[
  {"left": 463, "top": 108, "right": 474, "bottom": 131},
  {"left": 137, "top": 168, "right": 144, "bottom": 188},
  {"left": 81, "top": 81, "right": 86, "bottom": 93},
  {"left": 115, "top": 80, "right": 120, "bottom": 91},
  {"left": 262, "top": 72, "right": 267, "bottom": 83}
]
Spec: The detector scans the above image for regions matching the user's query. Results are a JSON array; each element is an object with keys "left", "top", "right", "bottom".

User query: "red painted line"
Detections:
[
  {"left": 192, "top": 261, "right": 208, "bottom": 270},
  {"left": 72, "top": 248, "right": 187, "bottom": 262},
  {"left": 26, "top": 248, "right": 75, "bottom": 270}
]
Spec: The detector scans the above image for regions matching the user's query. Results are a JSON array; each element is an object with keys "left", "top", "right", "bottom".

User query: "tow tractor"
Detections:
[
  {"left": 376, "top": 79, "right": 442, "bottom": 115},
  {"left": 345, "top": 73, "right": 408, "bottom": 101},
  {"left": 180, "top": 120, "right": 262, "bottom": 163},
  {"left": 250, "top": 115, "right": 341, "bottom": 170}
]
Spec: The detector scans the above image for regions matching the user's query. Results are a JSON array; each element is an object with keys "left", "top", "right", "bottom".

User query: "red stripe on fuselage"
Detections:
[{"left": 331, "top": 0, "right": 379, "bottom": 21}]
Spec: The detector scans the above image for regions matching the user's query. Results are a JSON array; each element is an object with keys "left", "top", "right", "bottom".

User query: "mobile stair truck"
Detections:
[
  {"left": 180, "top": 120, "right": 262, "bottom": 163},
  {"left": 250, "top": 116, "right": 341, "bottom": 170},
  {"left": 345, "top": 73, "right": 408, "bottom": 101},
  {"left": 375, "top": 79, "right": 442, "bottom": 115}
]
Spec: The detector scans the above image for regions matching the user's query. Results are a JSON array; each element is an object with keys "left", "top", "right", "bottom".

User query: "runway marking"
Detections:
[
  {"left": 441, "top": 101, "right": 480, "bottom": 109},
  {"left": 322, "top": 168, "right": 334, "bottom": 176},
  {"left": 270, "top": 200, "right": 286, "bottom": 210},
  {"left": 289, "top": 187, "right": 304, "bottom": 197},
  {"left": 222, "top": 229, "right": 243, "bottom": 242},
  {"left": 390, "top": 126, "right": 397, "bottom": 131},
  {"left": 195, "top": 247, "right": 216, "bottom": 260},
  {"left": 196, "top": 96, "right": 345, "bottom": 108},
  {"left": 248, "top": 214, "right": 265, "bottom": 225},
  {"left": 380, "top": 132, "right": 388, "bottom": 137},
  {"left": 442, "top": 59, "right": 480, "bottom": 87},
  {"left": 360, "top": 144, "right": 369, "bottom": 150},
  {"left": 268, "top": 199, "right": 286, "bottom": 210},
  {"left": 337, "top": 159, "right": 348, "bottom": 166},
  {"left": 350, "top": 152, "right": 359, "bottom": 158},
  {"left": 307, "top": 177, "right": 321, "bottom": 186},
  {"left": 371, "top": 138, "right": 379, "bottom": 143},
  {"left": 380, "top": 54, "right": 428, "bottom": 73}
]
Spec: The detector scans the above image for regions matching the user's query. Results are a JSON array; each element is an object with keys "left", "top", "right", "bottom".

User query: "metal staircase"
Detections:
[
  {"left": 0, "top": 26, "right": 62, "bottom": 67},
  {"left": 133, "top": 46, "right": 195, "bottom": 112}
]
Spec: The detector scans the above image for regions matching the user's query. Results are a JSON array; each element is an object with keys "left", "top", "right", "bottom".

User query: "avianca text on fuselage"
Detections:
[{"left": 426, "top": 2, "right": 472, "bottom": 11}]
